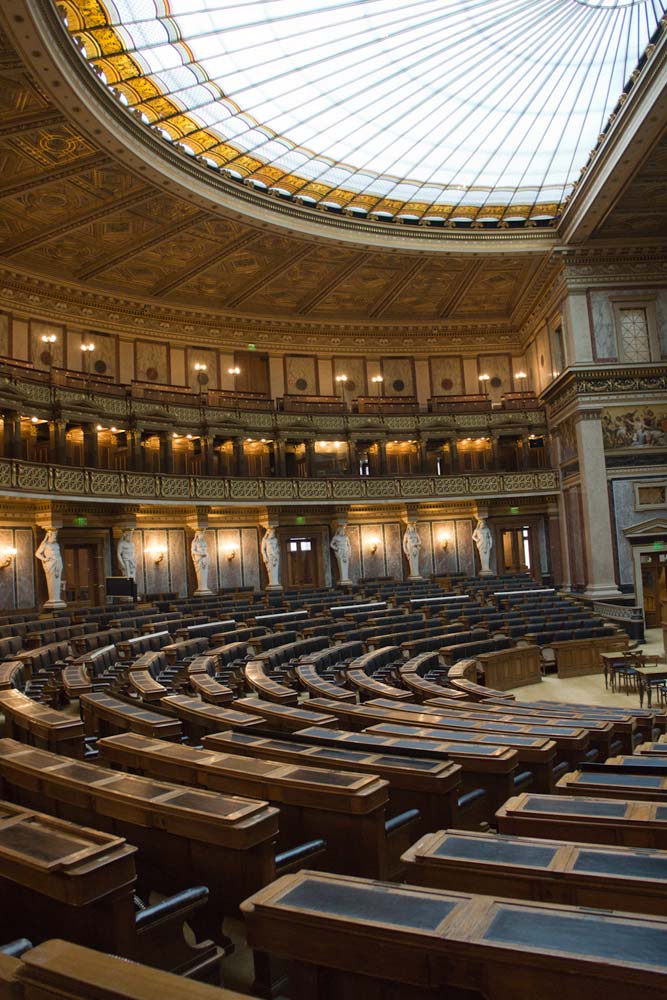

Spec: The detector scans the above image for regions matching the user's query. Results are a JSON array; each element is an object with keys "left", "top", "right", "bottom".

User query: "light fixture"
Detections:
[
  {"left": 150, "top": 546, "right": 167, "bottom": 565},
  {"left": 30, "top": 416, "right": 39, "bottom": 424},
  {"left": 96, "top": 424, "right": 103, "bottom": 431},
  {"left": 0, "top": 546, "right": 17, "bottom": 569},
  {"left": 194, "top": 362, "right": 207, "bottom": 372},
  {"left": 371, "top": 375, "right": 383, "bottom": 383},
  {"left": 515, "top": 371, "right": 527, "bottom": 380},
  {"left": 226, "top": 546, "right": 237, "bottom": 562},
  {"left": 369, "top": 537, "right": 380, "bottom": 555},
  {"left": 438, "top": 533, "right": 450, "bottom": 552},
  {"left": 335, "top": 374, "right": 348, "bottom": 383},
  {"left": 228, "top": 366, "right": 241, "bottom": 376},
  {"left": 80, "top": 343, "right": 95, "bottom": 352},
  {"left": 41, "top": 334, "right": 56, "bottom": 344}
]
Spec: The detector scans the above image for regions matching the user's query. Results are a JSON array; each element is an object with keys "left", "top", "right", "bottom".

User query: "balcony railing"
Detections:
[{"left": 2, "top": 458, "right": 559, "bottom": 505}]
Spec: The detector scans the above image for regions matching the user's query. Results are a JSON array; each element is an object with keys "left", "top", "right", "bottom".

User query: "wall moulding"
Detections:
[{"left": 0, "top": 267, "right": 522, "bottom": 353}]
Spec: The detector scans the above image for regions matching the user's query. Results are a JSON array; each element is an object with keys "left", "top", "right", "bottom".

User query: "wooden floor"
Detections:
[{"left": 507, "top": 628, "right": 665, "bottom": 707}]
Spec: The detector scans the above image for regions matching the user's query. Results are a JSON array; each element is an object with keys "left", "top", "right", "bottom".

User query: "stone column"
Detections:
[
  {"left": 127, "top": 428, "right": 142, "bottom": 472},
  {"left": 449, "top": 438, "right": 459, "bottom": 474},
  {"left": 2, "top": 411, "right": 23, "bottom": 459},
  {"left": 416, "top": 436, "right": 428, "bottom": 474},
  {"left": 82, "top": 422, "right": 99, "bottom": 468},
  {"left": 272, "top": 438, "right": 286, "bottom": 477},
  {"left": 305, "top": 439, "right": 316, "bottom": 477},
  {"left": 546, "top": 501, "right": 564, "bottom": 588},
  {"left": 378, "top": 440, "right": 388, "bottom": 476},
  {"left": 159, "top": 431, "right": 174, "bottom": 474},
  {"left": 233, "top": 437, "right": 247, "bottom": 477},
  {"left": 520, "top": 434, "right": 531, "bottom": 470},
  {"left": 200, "top": 434, "right": 214, "bottom": 477},
  {"left": 574, "top": 411, "right": 621, "bottom": 599},
  {"left": 50, "top": 418, "right": 67, "bottom": 465}
]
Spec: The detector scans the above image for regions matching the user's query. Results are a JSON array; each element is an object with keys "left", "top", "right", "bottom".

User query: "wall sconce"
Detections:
[
  {"left": 194, "top": 362, "right": 207, "bottom": 372},
  {"left": 515, "top": 371, "right": 527, "bottom": 381},
  {"left": 226, "top": 547, "right": 237, "bottom": 562},
  {"left": 478, "top": 373, "right": 490, "bottom": 393},
  {"left": 369, "top": 538, "right": 380, "bottom": 555},
  {"left": 228, "top": 366, "right": 241, "bottom": 376},
  {"left": 438, "top": 534, "right": 450, "bottom": 552},
  {"left": 371, "top": 374, "right": 383, "bottom": 396},
  {"left": 80, "top": 342, "right": 95, "bottom": 353},
  {"left": 0, "top": 546, "right": 17, "bottom": 569},
  {"left": 149, "top": 546, "right": 167, "bottom": 565}
]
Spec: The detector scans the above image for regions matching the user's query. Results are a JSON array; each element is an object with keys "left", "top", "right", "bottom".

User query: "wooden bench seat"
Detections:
[
  {"left": 295, "top": 663, "right": 356, "bottom": 702},
  {"left": 402, "top": 827, "right": 667, "bottom": 919},
  {"left": 116, "top": 632, "right": 171, "bottom": 661},
  {"left": 0, "top": 738, "right": 279, "bottom": 931},
  {"left": 15, "top": 642, "right": 71, "bottom": 680},
  {"left": 556, "top": 768, "right": 667, "bottom": 801},
  {"left": 0, "top": 689, "right": 84, "bottom": 759},
  {"left": 517, "top": 698, "right": 664, "bottom": 737},
  {"left": 83, "top": 643, "right": 119, "bottom": 677},
  {"left": 128, "top": 670, "right": 168, "bottom": 703},
  {"left": 163, "top": 637, "right": 210, "bottom": 665},
  {"left": 346, "top": 668, "right": 411, "bottom": 701},
  {"left": 186, "top": 663, "right": 234, "bottom": 705},
  {"left": 174, "top": 620, "right": 237, "bottom": 642},
  {"left": 292, "top": 725, "right": 525, "bottom": 814},
  {"left": 202, "top": 730, "right": 466, "bottom": 833},
  {"left": 0, "top": 662, "right": 24, "bottom": 693},
  {"left": 0, "top": 799, "right": 222, "bottom": 979},
  {"left": 497, "top": 791, "right": 667, "bottom": 849},
  {"left": 242, "top": 869, "right": 667, "bottom": 999},
  {"left": 61, "top": 663, "right": 92, "bottom": 698},
  {"left": 243, "top": 662, "right": 298, "bottom": 705},
  {"left": 79, "top": 692, "right": 182, "bottom": 741},
  {"left": 233, "top": 696, "right": 338, "bottom": 734},
  {"left": 98, "top": 732, "right": 416, "bottom": 879},
  {"left": 160, "top": 694, "right": 265, "bottom": 741},
  {"left": 12, "top": 939, "right": 255, "bottom": 1000}
]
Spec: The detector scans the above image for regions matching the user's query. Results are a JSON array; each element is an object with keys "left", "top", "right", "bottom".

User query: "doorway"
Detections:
[
  {"left": 285, "top": 536, "right": 321, "bottom": 589},
  {"left": 640, "top": 553, "right": 667, "bottom": 628},
  {"left": 59, "top": 530, "right": 107, "bottom": 606},
  {"left": 498, "top": 525, "right": 537, "bottom": 577}
]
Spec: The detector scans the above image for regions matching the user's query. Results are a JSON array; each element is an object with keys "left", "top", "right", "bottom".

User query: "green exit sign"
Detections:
[
  {"left": 509, "top": 506, "right": 519, "bottom": 514},
  {"left": 247, "top": 343, "right": 256, "bottom": 351},
  {"left": 75, "top": 516, "right": 87, "bottom": 527},
  {"left": 296, "top": 515, "right": 305, "bottom": 525},
  {"left": 653, "top": 540, "right": 665, "bottom": 551}
]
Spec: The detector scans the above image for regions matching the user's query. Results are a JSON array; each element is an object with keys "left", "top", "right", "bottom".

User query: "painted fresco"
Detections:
[{"left": 602, "top": 406, "right": 667, "bottom": 449}]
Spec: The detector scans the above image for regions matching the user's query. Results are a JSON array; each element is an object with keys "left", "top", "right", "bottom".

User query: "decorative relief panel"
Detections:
[
  {"left": 381, "top": 357, "right": 415, "bottom": 397},
  {"left": 333, "top": 357, "right": 366, "bottom": 397},
  {"left": 285, "top": 355, "right": 318, "bottom": 395},
  {"left": 135, "top": 339, "right": 169, "bottom": 383},
  {"left": 429, "top": 356, "right": 464, "bottom": 396}
]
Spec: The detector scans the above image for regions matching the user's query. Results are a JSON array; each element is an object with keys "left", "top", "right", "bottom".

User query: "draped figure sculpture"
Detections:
[
  {"left": 116, "top": 529, "right": 137, "bottom": 581},
  {"left": 191, "top": 530, "right": 213, "bottom": 595},
  {"left": 260, "top": 526, "right": 282, "bottom": 589},
  {"left": 35, "top": 529, "right": 65, "bottom": 608},
  {"left": 330, "top": 525, "right": 352, "bottom": 585},
  {"left": 402, "top": 521, "right": 422, "bottom": 580},
  {"left": 472, "top": 518, "right": 494, "bottom": 576}
]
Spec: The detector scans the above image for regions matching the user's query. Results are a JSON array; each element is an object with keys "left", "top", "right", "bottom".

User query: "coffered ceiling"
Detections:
[{"left": 0, "top": 3, "right": 666, "bottom": 349}]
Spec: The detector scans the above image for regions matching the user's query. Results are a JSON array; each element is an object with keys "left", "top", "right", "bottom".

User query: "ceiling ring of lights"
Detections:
[{"left": 57, "top": 0, "right": 667, "bottom": 229}]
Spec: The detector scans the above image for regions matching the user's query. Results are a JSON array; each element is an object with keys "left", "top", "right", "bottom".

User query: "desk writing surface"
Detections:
[
  {"left": 299, "top": 726, "right": 510, "bottom": 758},
  {"left": 485, "top": 905, "right": 667, "bottom": 967},
  {"left": 511, "top": 795, "right": 629, "bottom": 818},
  {"left": 368, "top": 722, "right": 551, "bottom": 749},
  {"left": 431, "top": 833, "right": 558, "bottom": 868},
  {"left": 574, "top": 772, "right": 665, "bottom": 789},
  {"left": 573, "top": 850, "right": 667, "bottom": 880}
]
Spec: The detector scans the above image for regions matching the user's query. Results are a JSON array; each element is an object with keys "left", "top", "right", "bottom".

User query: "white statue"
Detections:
[
  {"left": 473, "top": 518, "right": 493, "bottom": 576},
  {"left": 35, "top": 529, "right": 65, "bottom": 608},
  {"left": 402, "top": 522, "right": 422, "bottom": 580},
  {"left": 191, "top": 530, "right": 213, "bottom": 595},
  {"left": 117, "top": 529, "right": 137, "bottom": 581},
  {"left": 260, "top": 526, "right": 282, "bottom": 589},
  {"left": 330, "top": 525, "right": 352, "bottom": 585}
]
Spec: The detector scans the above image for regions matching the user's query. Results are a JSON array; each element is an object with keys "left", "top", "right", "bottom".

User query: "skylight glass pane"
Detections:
[{"left": 63, "top": 0, "right": 667, "bottom": 219}]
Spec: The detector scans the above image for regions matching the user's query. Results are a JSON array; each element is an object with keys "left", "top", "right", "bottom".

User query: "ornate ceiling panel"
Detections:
[{"left": 593, "top": 130, "right": 667, "bottom": 239}]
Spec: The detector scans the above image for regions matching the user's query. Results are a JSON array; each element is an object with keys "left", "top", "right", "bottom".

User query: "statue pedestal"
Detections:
[
  {"left": 194, "top": 588, "right": 213, "bottom": 597},
  {"left": 479, "top": 570, "right": 494, "bottom": 578},
  {"left": 407, "top": 575, "right": 424, "bottom": 582},
  {"left": 266, "top": 584, "right": 283, "bottom": 591},
  {"left": 43, "top": 599, "right": 66, "bottom": 610}
]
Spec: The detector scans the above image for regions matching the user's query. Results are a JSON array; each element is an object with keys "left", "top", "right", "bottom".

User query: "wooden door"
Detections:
[
  {"left": 498, "top": 525, "right": 537, "bottom": 578},
  {"left": 285, "top": 537, "right": 321, "bottom": 589},
  {"left": 641, "top": 554, "right": 667, "bottom": 628},
  {"left": 60, "top": 531, "right": 107, "bottom": 606}
]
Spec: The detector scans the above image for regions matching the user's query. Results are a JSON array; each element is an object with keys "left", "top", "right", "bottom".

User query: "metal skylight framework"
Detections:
[{"left": 58, "top": 0, "right": 667, "bottom": 225}]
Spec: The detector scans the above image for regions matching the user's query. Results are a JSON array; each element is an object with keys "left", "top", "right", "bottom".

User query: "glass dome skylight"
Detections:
[{"left": 59, "top": 0, "right": 667, "bottom": 223}]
